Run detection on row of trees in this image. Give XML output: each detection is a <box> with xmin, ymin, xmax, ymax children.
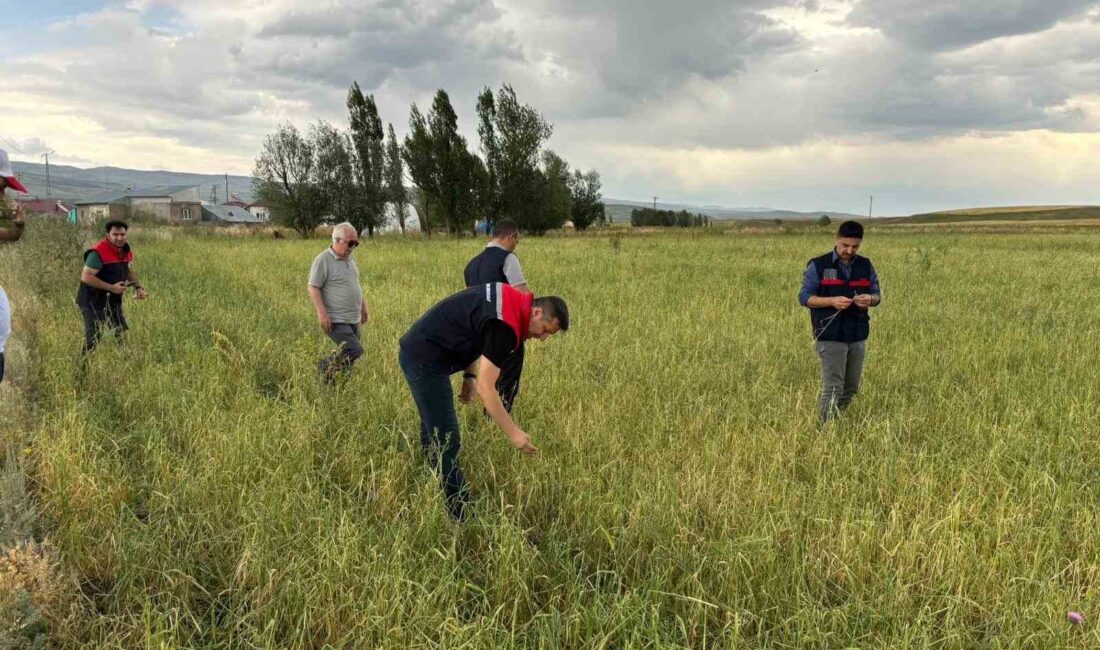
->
<box><xmin>630</xmin><ymin>208</ymin><xmax>711</xmax><ymax>228</ymax></box>
<box><xmin>254</xmin><ymin>83</ymin><xmax>604</xmax><ymax>236</ymax></box>
<box><xmin>254</xmin><ymin>84</ymin><xmax>410</xmax><ymax>237</ymax></box>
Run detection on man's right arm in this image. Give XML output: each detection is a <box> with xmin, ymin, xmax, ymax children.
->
<box><xmin>307</xmin><ymin>286</ymin><xmax>331</xmax><ymax>332</ymax></box>
<box><xmin>504</xmin><ymin>254</ymin><xmax>530</xmax><ymax>293</ymax></box>
<box><xmin>308</xmin><ymin>257</ymin><xmax>332</xmax><ymax>331</ymax></box>
<box><xmin>799</xmin><ymin>262</ymin><xmax>848</xmax><ymax>309</ymax></box>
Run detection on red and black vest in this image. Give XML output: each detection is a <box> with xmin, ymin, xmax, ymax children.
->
<box><xmin>463</xmin><ymin>245</ymin><xmax>512</xmax><ymax>287</ymax></box>
<box><xmin>76</xmin><ymin>239</ymin><xmax>133</xmax><ymax>308</ymax></box>
<box><xmin>400</xmin><ymin>283</ymin><xmax>532</xmax><ymax>373</ymax></box>
<box><xmin>809</xmin><ymin>252</ymin><xmax>873</xmax><ymax>343</ymax></box>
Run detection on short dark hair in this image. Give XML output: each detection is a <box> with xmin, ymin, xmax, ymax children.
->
<box><xmin>492</xmin><ymin>219</ymin><xmax>519</xmax><ymax>239</ymax></box>
<box><xmin>837</xmin><ymin>220</ymin><xmax>863</xmax><ymax>239</ymax></box>
<box><xmin>105</xmin><ymin>220</ymin><xmax>129</xmax><ymax>233</ymax></box>
<box><xmin>533</xmin><ymin>296</ymin><xmax>569</xmax><ymax>331</ymax></box>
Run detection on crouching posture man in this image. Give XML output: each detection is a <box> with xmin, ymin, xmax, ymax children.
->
<box><xmin>398</xmin><ymin>283</ymin><xmax>568</xmax><ymax>520</ymax></box>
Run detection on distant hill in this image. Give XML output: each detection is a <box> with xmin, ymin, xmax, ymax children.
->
<box><xmin>13</xmin><ymin>161</ymin><xmax>1088</xmax><ymax>226</ymax></box>
<box><xmin>8</xmin><ymin>160</ymin><xmax>255</xmax><ymax>204</ymax></box>
<box><xmin>604</xmin><ymin>198</ymin><xmax>865</xmax><ymax>223</ymax></box>
<box><xmin>9</xmin><ymin>161</ymin><xmax>868</xmax><ymax>220</ymax></box>
<box><xmin>884</xmin><ymin>205</ymin><xmax>1100</xmax><ymax>224</ymax></box>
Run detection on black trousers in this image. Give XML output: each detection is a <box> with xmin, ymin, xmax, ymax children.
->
<box><xmin>81</xmin><ymin>300</ymin><xmax>129</xmax><ymax>352</ymax></box>
<box><xmin>0</xmin><ymin>352</ymin><xmax>5</xmax><ymax>383</ymax></box>
<box><xmin>399</xmin><ymin>348</ymin><xmax>468</xmax><ymax>520</ymax></box>
<box><xmin>497</xmin><ymin>342</ymin><xmax>524</xmax><ymax>413</ymax></box>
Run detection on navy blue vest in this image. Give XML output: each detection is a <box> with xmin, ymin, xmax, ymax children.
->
<box><xmin>464</xmin><ymin>245</ymin><xmax>511</xmax><ymax>287</ymax></box>
<box><xmin>401</xmin><ymin>284</ymin><xmax>510</xmax><ymax>373</ymax></box>
<box><xmin>809</xmin><ymin>252</ymin><xmax>873</xmax><ymax>343</ymax></box>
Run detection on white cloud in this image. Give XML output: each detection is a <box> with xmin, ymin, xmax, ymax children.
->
<box><xmin>0</xmin><ymin>0</ymin><xmax>1096</xmax><ymax>212</ymax></box>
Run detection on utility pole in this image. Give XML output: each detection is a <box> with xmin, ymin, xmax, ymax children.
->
<box><xmin>653</xmin><ymin>196</ymin><xmax>658</xmax><ymax>211</ymax></box>
<box><xmin>225</xmin><ymin>173</ymin><xmax>229</xmax><ymax>205</ymax></box>
<box><xmin>868</xmin><ymin>195</ymin><xmax>873</xmax><ymax>218</ymax></box>
<box><xmin>41</xmin><ymin>150</ymin><xmax>56</xmax><ymax>197</ymax></box>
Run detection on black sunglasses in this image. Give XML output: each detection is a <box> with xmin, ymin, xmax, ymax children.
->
<box><xmin>346</xmin><ymin>240</ymin><xmax>359</xmax><ymax>248</ymax></box>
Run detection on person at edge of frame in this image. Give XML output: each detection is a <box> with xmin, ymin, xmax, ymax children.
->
<box><xmin>0</xmin><ymin>148</ymin><xmax>29</xmax><ymax>383</ymax></box>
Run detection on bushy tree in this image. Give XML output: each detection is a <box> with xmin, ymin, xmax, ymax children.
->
<box><xmin>402</xmin><ymin>90</ymin><xmax>483</xmax><ymax>235</ymax></box>
<box><xmin>540</xmin><ymin>150</ymin><xmax>572</xmax><ymax>231</ymax></box>
<box><xmin>570</xmin><ymin>169</ymin><xmax>605</xmax><ymax>231</ymax></box>
<box><xmin>312</xmin><ymin>121</ymin><xmax>357</xmax><ymax>229</ymax></box>
<box><xmin>253</xmin><ymin>122</ymin><xmax>328</xmax><ymax>236</ymax></box>
<box><xmin>402</xmin><ymin>104</ymin><xmax>436</xmax><ymax>235</ymax></box>
<box><xmin>478</xmin><ymin>84</ymin><xmax>553</xmax><ymax>233</ymax></box>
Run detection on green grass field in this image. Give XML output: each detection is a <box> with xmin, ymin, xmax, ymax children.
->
<box><xmin>3</xmin><ymin>225</ymin><xmax>1099</xmax><ymax>648</ymax></box>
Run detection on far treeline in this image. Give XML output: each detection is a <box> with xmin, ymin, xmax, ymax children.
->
<box><xmin>254</xmin><ymin>83</ymin><xmax>606</xmax><ymax>237</ymax></box>
<box><xmin>630</xmin><ymin>208</ymin><xmax>711</xmax><ymax>228</ymax></box>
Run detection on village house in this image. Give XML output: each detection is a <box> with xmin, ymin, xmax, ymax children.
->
<box><xmin>75</xmin><ymin>185</ymin><xmax>202</xmax><ymax>224</ymax></box>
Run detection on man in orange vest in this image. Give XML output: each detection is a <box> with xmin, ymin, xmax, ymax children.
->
<box><xmin>76</xmin><ymin>221</ymin><xmax>148</xmax><ymax>352</ymax></box>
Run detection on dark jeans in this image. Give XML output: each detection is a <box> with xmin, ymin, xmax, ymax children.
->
<box><xmin>398</xmin><ymin>347</ymin><xmax>468</xmax><ymax>520</ymax></box>
<box><xmin>498</xmin><ymin>342</ymin><xmax>524</xmax><ymax>413</ymax></box>
<box><xmin>80</xmin><ymin>300</ymin><xmax>129</xmax><ymax>352</ymax></box>
<box><xmin>0</xmin><ymin>352</ymin><xmax>5</xmax><ymax>383</ymax></box>
<box><xmin>319</xmin><ymin>323</ymin><xmax>363</xmax><ymax>383</ymax></box>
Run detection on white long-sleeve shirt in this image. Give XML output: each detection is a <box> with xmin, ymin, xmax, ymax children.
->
<box><xmin>0</xmin><ymin>286</ymin><xmax>10</xmax><ymax>354</ymax></box>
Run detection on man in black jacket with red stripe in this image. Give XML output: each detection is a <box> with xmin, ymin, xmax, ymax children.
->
<box><xmin>399</xmin><ymin>283</ymin><xmax>569</xmax><ymax>520</ymax></box>
<box><xmin>77</xmin><ymin>221</ymin><xmax>148</xmax><ymax>352</ymax></box>
<box><xmin>463</xmin><ymin>219</ymin><xmax>529</xmax><ymax>412</ymax></box>
<box><xmin>798</xmin><ymin>221</ymin><xmax>881</xmax><ymax>422</ymax></box>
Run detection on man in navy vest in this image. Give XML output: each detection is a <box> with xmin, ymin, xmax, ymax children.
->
<box><xmin>398</xmin><ymin>283</ymin><xmax>568</xmax><ymax>520</ymax></box>
<box><xmin>799</xmin><ymin>220</ymin><xmax>881</xmax><ymax>422</ymax></box>
<box><xmin>77</xmin><ymin>221</ymin><xmax>148</xmax><ymax>352</ymax></box>
<box><xmin>463</xmin><ymin>219</ymin><xmax>529</xmax><ymax>412</ymax></box>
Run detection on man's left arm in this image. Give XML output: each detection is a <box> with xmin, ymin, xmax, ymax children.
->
<box><xmin>504</xmin><ymin>254</ymin><xmax>530</xmax><ymax>294</ymax></box>
<box><xmin>854</xmin><ymin>264</ymin><xmax>881</xmax><ymax>309</ymax></box>
<box><xmin>126</xmin><ymin>266</ymin><xmax>148</xmax><ymax>300</ymax></box>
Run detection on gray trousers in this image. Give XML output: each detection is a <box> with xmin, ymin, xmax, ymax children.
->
<box><xmin>815</xmin><ymin>339</ymin><xmax>867</xmax><ymax>422</ymax></box>
<box><xmin>319</xmin><ymin>323</ymin><xmax>363</xmax><ymax>382</ymax></box>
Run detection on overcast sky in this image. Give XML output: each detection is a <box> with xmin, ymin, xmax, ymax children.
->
<box><xmin>1</xmin><ymin>0</ymin><xmax>1097</xmax><ymax>214</ymax></box>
